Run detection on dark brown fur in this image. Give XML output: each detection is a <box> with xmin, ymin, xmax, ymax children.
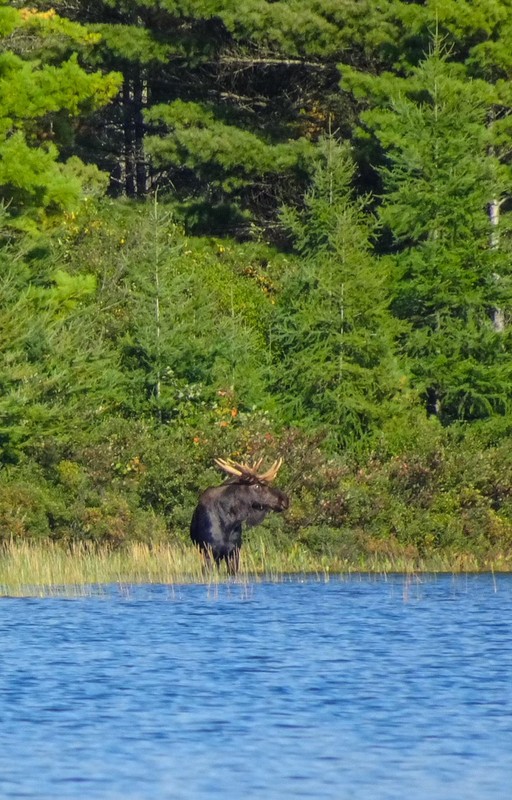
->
<box><xmin>190</xmin><ymin>477</ymin><xmax>289</xmax><ymax>573</ymax></box>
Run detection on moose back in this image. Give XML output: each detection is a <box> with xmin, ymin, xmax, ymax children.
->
<box><xmin>190</xmin><ymin>458</ymin><xmax>289</xmax><ymax>573</ymax></box>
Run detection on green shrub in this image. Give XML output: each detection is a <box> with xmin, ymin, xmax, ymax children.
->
<box><xmin>0</xmin><ymin>465</ymin><xmax>67</xmax><ymax>540</ymax></box>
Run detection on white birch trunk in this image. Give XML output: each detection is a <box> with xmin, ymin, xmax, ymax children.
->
<box><xmin>489</xmin><ymin>197</ymin><xmax>505</xmax><ymax>332</ymax></box>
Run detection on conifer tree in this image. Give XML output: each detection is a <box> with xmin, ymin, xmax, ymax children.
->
<box><xmin>0</xmin><ymin>2</ymin><xmax>120</xmax><ymax>225</ymax></box>
<box><xmin>0</xmin><ymin>221</ymin><xmax>123</xmax><ymax>464</ymax></box>
<box><xmin>272</xmin><ymin>136</ymin><xmax>404</xmax><ymax>448</ymax></box>
<box><xmin>57</xmin><ymin>198</ymin><xmax>276</xmax><ymax>423</ymax></box>
<box><xmin>46</xmin><ymin>0</ymin><xmax>387</xmax><ymax>233</ymax></box>
<box><xmin>367</xmin><ymin>43</ymin><xmax>512</xmax><ymax>421</ymax></box>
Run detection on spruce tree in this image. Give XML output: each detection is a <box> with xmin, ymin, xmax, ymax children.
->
<box><xmin>56</xmin><ymin>198</ymin><xmax>277</xmax><ymax>423</ymax></box>
<box><xmin>272</xmin><ymin>136</ymin><xmax>404</xmax><ymax>448</ymax></box>
<box><xmin>0</xmin><ymin>222</ymin><xmax>123</xmax><ymax>464</ymax></box>
<box><xmin>368</xmin><ymin>43</ymin><xmax>512</xmax><ymax>421</ymax></box>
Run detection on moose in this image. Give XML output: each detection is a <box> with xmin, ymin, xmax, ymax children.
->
<box><xmin>190</xmin><ymin>457</ymin><xmax>289</xmax><ymax>573</ymax></box>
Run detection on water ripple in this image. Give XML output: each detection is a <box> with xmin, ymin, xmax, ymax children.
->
<box><xmin>1</xmin><ymin>575</ymin><xmax>512</xmax><ymax>798</ymax></box>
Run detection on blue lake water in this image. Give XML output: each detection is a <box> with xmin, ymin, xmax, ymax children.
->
<box><xmin>1</xmin><ymin>574</ymin><xmax>512</xmax><ymax>799</ymax></box>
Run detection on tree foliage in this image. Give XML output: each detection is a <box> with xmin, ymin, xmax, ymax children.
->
<box><xmin>0</xmin><ymin>218</ymin><xmax>122</xmax><ymax>464</ymax></box>
<box><xmin>0</xmin><ymin>1</ymin><xmax>120</xmax><ymax>225</ymax></box>
<box><xmin>367</xmin><ymin>43</ymin><xmax>512</xmax><ymax>421</ymax></box>
<box><xmin>272</xmin><ymin>136</ymin><xmax>406</xmax><ymax>447</ymax></box>
<box><xmin>0</xmin><ymin>2</ymin><xmax>511</xmax><ymax>557</ymax></box>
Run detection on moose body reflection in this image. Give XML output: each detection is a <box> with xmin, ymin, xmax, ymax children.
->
<box><xmin>190</xmin><ymin>458</ymin><xmax>289</xmax><ymax>573</ymax></box>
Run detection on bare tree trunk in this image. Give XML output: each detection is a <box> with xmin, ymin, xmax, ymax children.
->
<box><xmin>122</xmin><ymin>67</ymin><xmax>148</xmax><ymax>197</ymax></box>
<box><xmin>488</xmin><ymin>108</ymin><xmax>505</xmax><ymax>333</ymax></box>
<box><xmin>489</xmin><ymin>196</ymin><xmax>505</xmax><ymax>332</ymax></box>
<box><xmin>135</xmin><ymin>70</ymin><xmax>149</xmax><ymax>196</ymax></box>
<box><xmin>153</xmin><ymin>194</ymin><xmax>162</xmax><ymax>416</ymax></box>
<box><xmin>123</xmin><ymin>77</ymin><xmax>136</xmax><ymax>196</ymax></box>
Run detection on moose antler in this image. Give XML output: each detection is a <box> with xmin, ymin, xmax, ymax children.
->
<box><xmin>214</xmin><ymin>457</ymin><xmax>283</xmax><ymax>483</ymax></box>
<box><xmin>256</xmin><ymin>458</ymin><xmax>283</xmax><ymax>482</ymax></box>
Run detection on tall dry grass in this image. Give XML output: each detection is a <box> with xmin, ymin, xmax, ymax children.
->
<box><xmin>0</xmin><ymin>539</ymin><xmax>334</xmax><ymax>596</ymax></box>
<box><xmin>0</xmin><ymin>538</ymin><xmax>506</xmax><ymax>597</ymax></box>
<box><xmin>0</xmin><ymin>541</ymin><xmax>201</xmax><ymax>596</ymax></box>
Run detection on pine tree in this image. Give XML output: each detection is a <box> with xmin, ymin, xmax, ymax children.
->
<box><xmin>45</xmin><ymin>0</ymin><xmax>389</xmax><ymax>234</ymax></box>
<box><xmin>0</xmin><ymin>2</ymin><xmax>120</xmax><ymax>225</ymax></box>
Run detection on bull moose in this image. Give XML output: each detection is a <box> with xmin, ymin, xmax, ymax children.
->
<box><xmin>190</xmin><ymin>457</ymin><xmax>289</xmax><ymax>573</ymax></box>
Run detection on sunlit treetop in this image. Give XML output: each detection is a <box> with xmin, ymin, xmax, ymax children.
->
<box><xmin>0</xmin><ymin>1</ymin><xmax>121</xmax><ymax>224</ymax></box>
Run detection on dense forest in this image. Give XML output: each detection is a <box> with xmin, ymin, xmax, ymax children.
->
<box><xmin>2</xmin><ymin>0</ymin><xmax>512</xmax><ymax>567</ymax></box>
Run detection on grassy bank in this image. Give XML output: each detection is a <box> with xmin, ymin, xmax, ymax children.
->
<box><xmin>0</xmin><ymin>540</ymin><xmax>509</xmax><ymax>597</ymax></box>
